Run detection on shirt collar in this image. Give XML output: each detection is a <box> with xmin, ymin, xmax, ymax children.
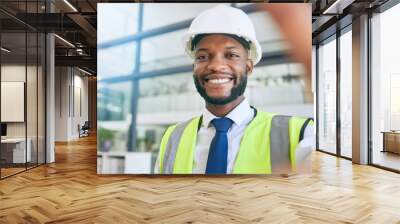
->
<box><xmin>201</xmin><ymin>98</ymin><xmax>253</xmax><ymax>128</ymax></box>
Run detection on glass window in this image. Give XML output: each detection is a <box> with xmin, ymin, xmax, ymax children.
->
<box><xmin>134</xmin><ymin>73</ymin><xmax>203</xmax><ymax>173</ymax></box>
<box><xmin>25</xmin><ymin>0</ymin><xmax>43</xmax><ymax>167</ymax></box>
<box><xmin>142</xmin><ymin>3</ymin><xmax>229</xmax><ymax>31</ymax></box>
<box><xmin>97</xmin><ymin>4</ymin><xmax>139</xmax><ymax>79</ymax></box>
<box><xmin>138</xmin><ymin>72</ymin><xmax>203</xmax><ymax>115</ymax></box>
<box><xmin>98</xmin><ymin>42</ymin><xmax>136</xmax><ymax>79</ymax></box>
<box><xmin>98</xmin><ymin>82</ymin><xmax>132</xmax><ymax>153</ymax></box>
<box><xmin>97</xmin><ymin>4</ymin><xmax>139</xmax><ymax>43</ymax></box>
<box><xmin>317</xmin><ymin>36</ymin><xmax>337</xmax><ymax>154</ymax></box>
<box><xmin>248</xmin><ymin>63</ymin><xmax>312</xmax><ymax>117</ymax></box>
<box><xmin>140</xmin><ymin>29</ymin><xmax>191</xmax><ymax>72</ymax></box>
<box><xmin>38</xmin><ymin>33</ymin><xmax>46</xmax><ymax>165</ymax></box>
<box><xmin>339</xmin><ymin>28</ymin><xmax>352</xmax><ymax>158</ymax></box>
<box><xmin>27</xmin><ymin>31</ymin><xmax>38</xmax><ymax>169</ymax></box>
<box><xmin>1</xmin><ymin>31</ymin><xmax>28</xmax><ymax>178</ymax></box>
<box><xmin>371</xmin><ymin>3</ymin><xmax>400</xmax><ymax>171</ymax></box>
<box><xmin>1</xmin><ymin>2</ymin><xmax>46</xmax><ymax>178</ymax></box>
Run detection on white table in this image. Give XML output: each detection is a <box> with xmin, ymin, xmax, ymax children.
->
<box><xmin>1</xmin><ymin>138</ymin><xmax>31</xmax><ymax>163</ymax></box>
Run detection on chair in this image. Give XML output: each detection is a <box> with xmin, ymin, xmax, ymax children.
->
<box><xmin>79</xmin><ymin>121</ymin><xmax>90</xmax><ymax>138</ymax></box>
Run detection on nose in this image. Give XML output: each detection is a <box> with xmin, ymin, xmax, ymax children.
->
<box><xmin>207</xmin><ymin>54</ymin><xmax>229</xmax><ymax>73</ymax></box>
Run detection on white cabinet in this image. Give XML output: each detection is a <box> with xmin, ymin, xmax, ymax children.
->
<box><xmin>1</xmin><ymin>138</ymin><xmax>31</xmax><ymax>163</ymax></box>
<box><xmin>97</xmin><ymin>152</ymin><xmax>152</xmax><ymax>174</ymax></box>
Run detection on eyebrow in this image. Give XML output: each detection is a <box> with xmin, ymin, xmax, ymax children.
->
<box><xmin>195</xmin><ymin>46</ymin><xmax>240</xmax><ymax>53</ymax></box>
<box><xmin>195</xmin><ymin>48</ymin><xmax>208</xmax><ymax>53</ymax></box>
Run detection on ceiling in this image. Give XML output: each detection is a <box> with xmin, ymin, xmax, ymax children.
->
<box><xmin>0</xmin><ymin>0</ymin><xmax>392</xmax><ymax>75</ymax></box>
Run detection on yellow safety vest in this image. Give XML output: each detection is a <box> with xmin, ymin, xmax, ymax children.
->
<box><xmin>158</xmin><ymin>110</ymin><xmax>313</xmax><ymax>174</ymax></box>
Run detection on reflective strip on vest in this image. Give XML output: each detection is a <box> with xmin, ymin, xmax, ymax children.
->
<box><xmin>173</xmin><ymin>117</ymin><xmax>201</xmax><ymax>173</ymax></box>
<box><xmin>289</xmin><ymin>117</ymin><xmax>312</xmax><ymax>170</ymax></box>
<box><xmin>158</xmin><ymin>124</ymin><xmax>176</xmax><ymax>173</ymax></box>
<box><xmin>269</xmin><ymin>115</ymin><xmax>291</xmax><ymax>173</ymax></box>
<box><xmin>162</xmin><ymin>120</ymin><xmax>191</xmax><ymax>174</ymax></box>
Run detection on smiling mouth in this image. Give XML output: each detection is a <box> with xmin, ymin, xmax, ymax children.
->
<box><xmin>204</xmin><ymin>77</ymin><xmax>235</xmax><ymax>85</ymax></box>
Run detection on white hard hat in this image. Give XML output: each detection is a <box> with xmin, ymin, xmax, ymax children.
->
<box><xmin>184</xmin><ymin>4</ymin><xmax>262</xmax><ymax>65</ymax></box>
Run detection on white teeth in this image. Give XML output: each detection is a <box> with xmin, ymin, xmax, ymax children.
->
<box><xmin>208</xmin><ymin>78</ymin><xmax>231</xmax><ymax>84</ymax></box>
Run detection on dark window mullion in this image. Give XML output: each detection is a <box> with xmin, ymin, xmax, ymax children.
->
<box><xmin>25</xmin><ymin>0</ymin><xmax>28</xmax><ymax>171</ymax></box>
<box><xmin>367</xmin><ymin>10</ymin><xmax>373</xmax><ymax>165</ymax></box>
<box><xmin>128</xmin><ymin>3</ymin><xmax>143</xmax><ymax>152</ymax></box>
<box><xmin>336</xmin><ymin>28</ymin><xmax>341</xmax><ymax>157</ymax></box>
<box><xmin>0</xmin><ymin>24</ymin><xmax>2</xmax><ymax>179</ymax></box>
<box><xmin>316</xmin><ymin>44</ymin><xmax>319</xmax><ymax>151</ymax></box>
<box><xmin>36</xmin><ymin>0</ymin><xmax>39</xmax><ymax>167</ymax></box>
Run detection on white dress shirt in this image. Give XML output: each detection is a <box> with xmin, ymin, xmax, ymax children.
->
<box><xmin>154</xmin><ymin>98</ymin><xmax>314</xmax><ymax>174</ymax></box>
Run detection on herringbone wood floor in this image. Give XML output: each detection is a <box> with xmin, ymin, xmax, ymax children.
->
<box><xmin>1</xmin><ymin>135</ymin><xmax>400</xmax><ymax>224</ymax></box>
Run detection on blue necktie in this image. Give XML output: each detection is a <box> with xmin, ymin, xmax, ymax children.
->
<box><xmin>206</xmin><ymin>117</ymin><xmax>233</xmax><ymax>174</ymax></box>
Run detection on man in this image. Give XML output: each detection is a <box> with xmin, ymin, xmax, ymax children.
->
<box><xmin>155</xmin><ymin>5</ymin><xmax>314</xmax><ymax>174</ymax></box>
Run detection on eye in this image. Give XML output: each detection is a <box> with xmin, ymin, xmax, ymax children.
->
<box><xmin>228</xmin><ymin>53</ymin><xmax>240</xmax><ymax>59</ymax></box>
<box><xmin>195</xmin><ymin>54</ymin><xmax>208</xmax><ymax>61</ymax></box>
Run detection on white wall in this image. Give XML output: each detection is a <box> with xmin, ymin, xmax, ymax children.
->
<box><xmin>55</xmin><ymin>67</ymin><xmax>89</xmax><ymax>141</ymax></box>
<box><xmin>71</xmin><ymin>73</ymin><xmax>89</xmax><ymax>138</ymax></box>
<box><xmin>1</xmin><ymin>65</ymin><xmax>32</xmax><ymax>138</ymax></box>
<box><xmin>55</xmin><ymin>67</ymin><xmax>69</xmax><ymax>141</ymax></box>
<box><xmin>1</xmin><ymin>63</ymin><xmax>46</xmax><ymax>163</ymax></box>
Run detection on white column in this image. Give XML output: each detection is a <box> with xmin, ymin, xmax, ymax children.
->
<box><xmin>46</xmin><ymin>33</ymin><xmax>55</xmax><ymax>163</ymax></box>
<box><xmin>352</xmin><ymin>14</ymin><xmax>369</xmax><ymax>164</ymax></box>
<box><xmin>45</xmin><ymin>0</ymin><xmax>56</xmax><ymax>163</ymax></box>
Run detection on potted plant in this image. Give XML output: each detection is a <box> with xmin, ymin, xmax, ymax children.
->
<box><xmin>98</xmin><ymin>128</ymin><xmax>115</xmax><ymax>152</ymax></box>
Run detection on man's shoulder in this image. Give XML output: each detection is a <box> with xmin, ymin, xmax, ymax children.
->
<box><xmin>173</xmin><ymin>116</ymin><xmax>201</xmax><ymax>126</ymax></box>
<box><xmin>255</xmin><ymin>110</ymin><xmax>313</xmax><ymax>124</ymax></box>
<box><xmin>164</xmin><ymin>116</ymin><xmax>202</xmax><ymax>133</ymax></box>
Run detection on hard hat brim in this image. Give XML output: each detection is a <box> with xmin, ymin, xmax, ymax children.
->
<box><xmin>184</xmin><ymin>32</ymin><xmax>262</xmax><ymax>65</ymax></box>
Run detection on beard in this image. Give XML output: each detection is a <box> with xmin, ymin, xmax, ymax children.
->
<box><xmin>193</xmin><ymin>73</ymin><xmax>247</xmax><ymax>105</ymax></box>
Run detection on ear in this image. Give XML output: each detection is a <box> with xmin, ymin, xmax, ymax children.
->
<box><xmin>246</xmin><ymin>59</ymin><xmax>254</xmax><ymax>75</ymax></box>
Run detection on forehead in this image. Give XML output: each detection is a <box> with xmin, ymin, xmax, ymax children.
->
<box><xmin>194</xmin><ymin>34</ymin><xmax>246</xmax><ymax>51</ymax></box>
